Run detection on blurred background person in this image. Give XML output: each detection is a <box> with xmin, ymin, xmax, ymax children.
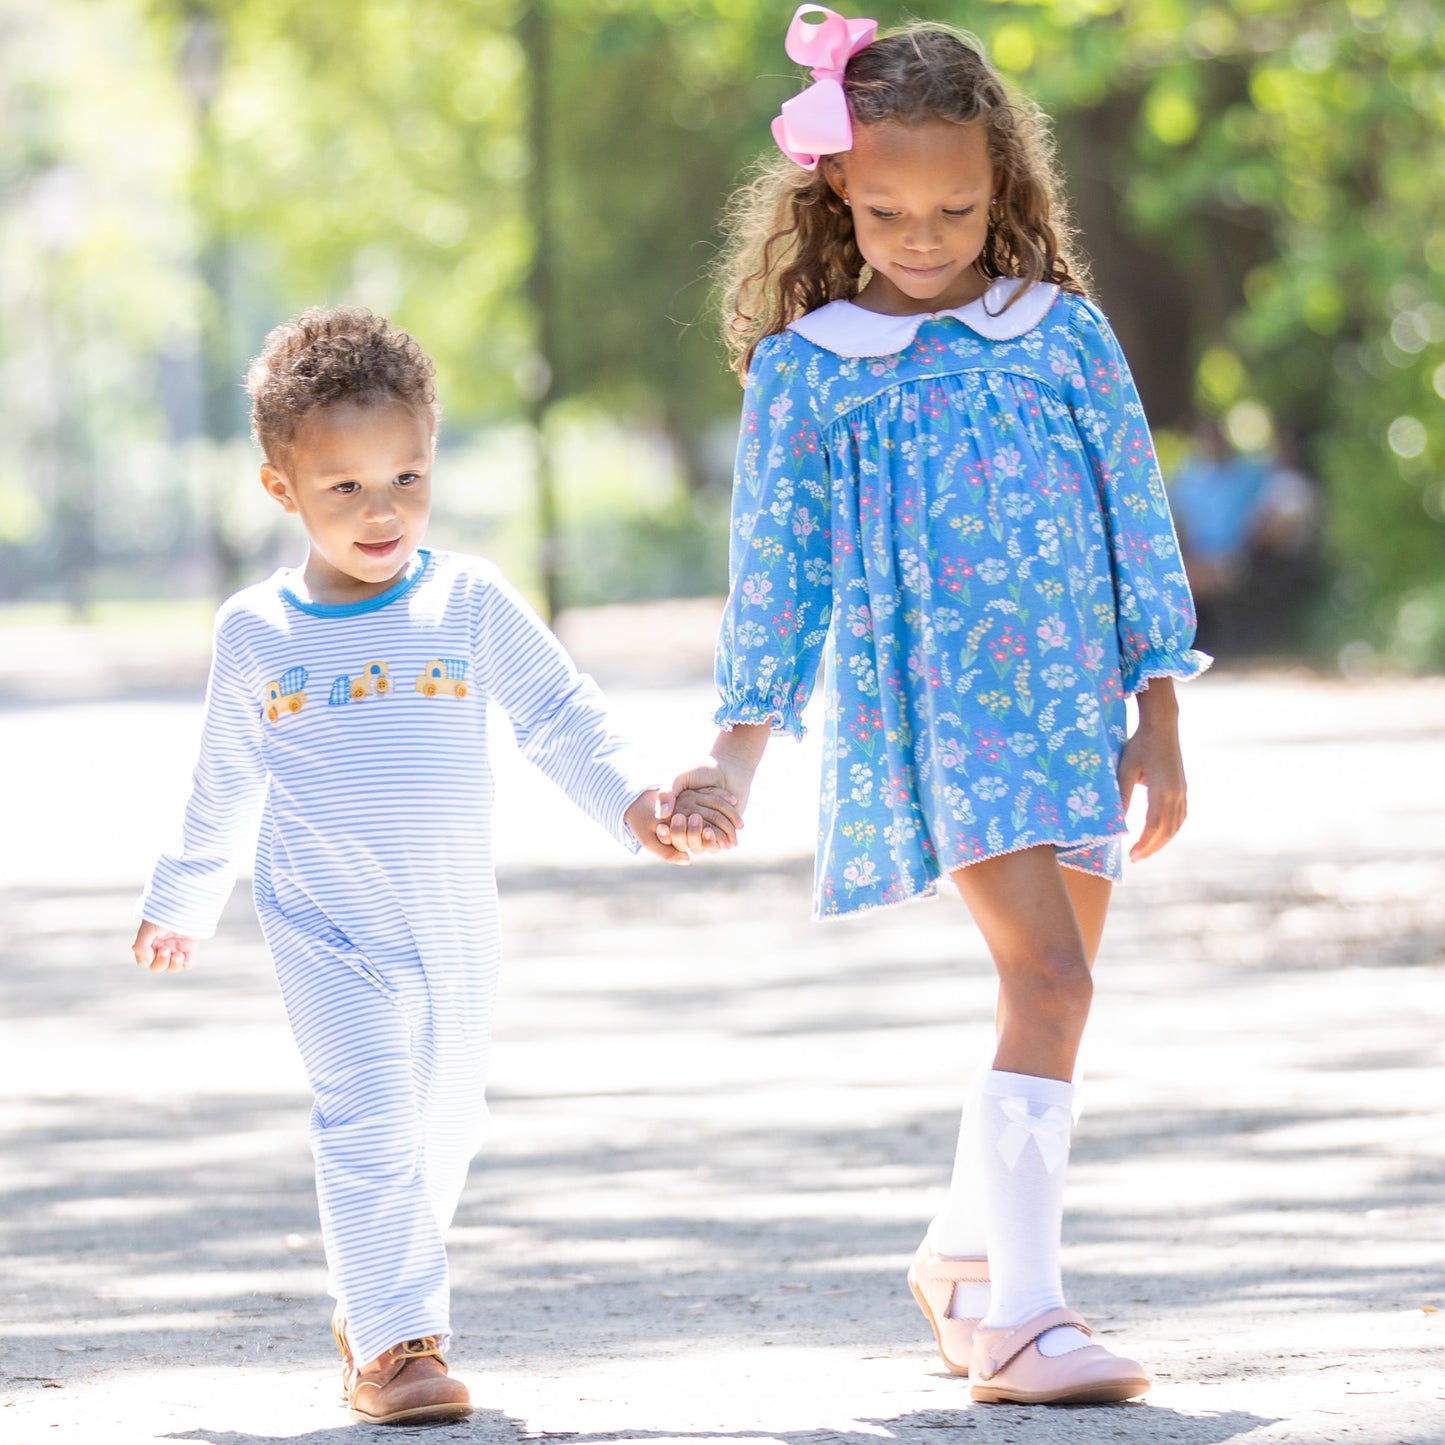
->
<box><xmin>1167</xmin><ymin>416</ymin><xmax>1268</xmax><ymax>654</ymax></box>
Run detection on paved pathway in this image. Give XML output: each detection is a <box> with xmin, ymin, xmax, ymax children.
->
<box><xmin>2</xmin><ymin>616</ymin><xmax>1442</xmax><ymax>1445</ymax></box>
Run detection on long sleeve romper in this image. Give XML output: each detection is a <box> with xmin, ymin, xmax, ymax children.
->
<box><xmin>715</xmin><ymin>280</ymin><xmax>1210</xmax><ymax>920</ymax></box>
<box><xmin>140</xmin><ymin>549</ymin><xmax>653</xmax><ymax>1366</ymax></box>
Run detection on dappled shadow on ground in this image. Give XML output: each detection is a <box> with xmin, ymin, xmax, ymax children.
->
<box><xmin>163</xmin><ymin>1402</ymin><xmax>1277</xmax><ymax>1445</ymax></box>
<box><xmin>164</xmin><ymin>1416</ymin><xmax>510</xmax><ymax>1444</ymax></box>
<box><xmin>2</xmin><ymin>829</ymin><xmax>1441</xmax><ymax>1439</ymax></box>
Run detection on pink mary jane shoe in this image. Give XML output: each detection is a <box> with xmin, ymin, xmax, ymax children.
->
<box><xmin>969</xmin><ymin>1306</ymin><xmax>1150</xmax><ymax>1405</ymax></box>
<box><xmin>906</xmin><ymin>1238</ymin><xmax>990</xmax><ymax>1375</ymax></box>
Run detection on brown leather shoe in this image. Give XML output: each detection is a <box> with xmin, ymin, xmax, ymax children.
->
<box><xmin>347</xmin><ymin>1336</ymin><xmax>472</xmax><ymax>1425</ymax></box>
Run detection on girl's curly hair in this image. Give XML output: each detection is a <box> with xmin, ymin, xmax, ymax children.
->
<box><xmin>717</xmin><ymin>22</ymin><xmax>1089</xmax><ymax>379</ymax></box>
<box><xmin>246</xmin><ymin>306</ymin><xmax>439</xmax><ymax>461</ymax></box>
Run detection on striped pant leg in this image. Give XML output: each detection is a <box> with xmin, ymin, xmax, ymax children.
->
<box><xmin>267</xmin><ymin>923</ymin><xmax>454</xmax><ymax>1369</ymax></box>
<box><xmin>412</xmin><ymin>1014</ymin><xmax>492</xmax><ymax>1237</ymax></box>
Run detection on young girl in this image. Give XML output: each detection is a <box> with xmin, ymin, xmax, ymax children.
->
<box><xmin>132</xmin><ymin>307</ymin><xmax>735</xmax><ymax>1425</ymax></box>
<box><xmin>659</xmin><ymin>8</ymin><xmax>1208</xmax><ymax>1406</ymax></box>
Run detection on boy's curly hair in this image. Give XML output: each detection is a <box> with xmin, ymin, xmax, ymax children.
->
<box><xmin>718</xmin><ymin>23</ymin><xmax>1090</xmax><ymax>379</ymax></box>
<box><xmin>246</xmin><ymin>306</ymin><xmax>440</xmax><ymax>461</ymax></box>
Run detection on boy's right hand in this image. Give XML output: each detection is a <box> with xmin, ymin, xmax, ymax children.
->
<box><xmin>132</xmin><ymin>920</ymin><xmax>198</xmax><ymax>973</ymax></box>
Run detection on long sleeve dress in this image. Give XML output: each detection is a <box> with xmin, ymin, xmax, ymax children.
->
<box><xmin>140</xmin><ymin>548</ymin><xmax>652</xmax><ymax>1366</ymax></box>
<box><xmin>714</xmin><ymin>279</ymin><xmax>1210</xmax><ymax>920</ymax></box>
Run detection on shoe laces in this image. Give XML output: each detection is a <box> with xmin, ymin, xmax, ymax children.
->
<box><xmin>393</xmin><ymin>1337</ymin><xmax>443</xmax><ymax>1362</ymax></box>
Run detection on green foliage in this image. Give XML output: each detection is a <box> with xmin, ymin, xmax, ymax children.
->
<box><xmin>927</xmin><ymin>0</ymin><xmax>1445</xmax><ymax>664</ymax></box>
<box><xmin>2</xmin><ymin>0</ymin><xmax>1442</xmax><ymax>660</ymax></box>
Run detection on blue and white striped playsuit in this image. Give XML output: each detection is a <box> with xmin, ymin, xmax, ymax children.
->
<box><xmin>140</xmin><ymin>549</ymin><xmax>652</xmax><ymax>1367</ymax></box>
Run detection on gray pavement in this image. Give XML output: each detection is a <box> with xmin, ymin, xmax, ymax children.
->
<box><xmin>1</xmin><ymin>611</ymin><xmax>1442</xmax><ymax>1445</ymax></box>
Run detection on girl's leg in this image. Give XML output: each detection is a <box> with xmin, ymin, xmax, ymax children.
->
<box><xmin>928</xmin><ymin>853</ymin><xmax>1105</xmax><ymax>1288</ymax></box>
<box><xmin>920</xmin><ymin>850</ymin><xmax>1146</xmax><ymax>1399</ymax></box>
<box><xmin>953</xmin><ymin>845</ymin><xmax>1096</xmax><ymax>1081</ymax></box>
<box><xmin>948</xmin><ymin>847</ymin><xmax>1093</xmax><ymax>1345</ymax></box>
<box><xmin>989</xmin><ymin>865</ymin><xmax>1111</xmax><ymax>1058</ymax></box>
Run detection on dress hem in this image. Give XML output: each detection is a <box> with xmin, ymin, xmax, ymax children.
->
<box><xmin>811</xmin><ymin>828</ymin><xmax>1127</xmax><ymax>923</ymax></box>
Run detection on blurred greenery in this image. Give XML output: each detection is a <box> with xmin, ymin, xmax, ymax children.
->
<box><xmin>1</xmin><ymin>0</ymin><xmax>1442</xmax><ymax>667</ymax></box>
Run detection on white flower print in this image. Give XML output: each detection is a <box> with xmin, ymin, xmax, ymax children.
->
<box><xmin>848</xmin><ymin>653</ymin><xmax>879</xmax><ymax>696</ymax></box>
<box><xmin>899</xmin><ymin>548</ymin><xmax>925</xmax><ymax>591</ymax></box>
<box><xmin>943</xmin><ymin>784</ymin><xmax>976</xmax><ymax>824</ymax></box>
<box><xmin>971</xmin><ymin>775</ymin><xmax>1008</xmax><ymax>802</ymax></box>
<box><xmin>978</xmin><ymin>557</ymin><xmax>1009</xmax><ymax>585</ymax></box>
<box><xmin>849</xmin><ymin>763</ymin><xmax>875</xmax><ymax>807</ymax></box>
<box><xmin>1041</xmin><ymin>663</ymin><xmax>1078</xmax><ymax>690</ymax></box>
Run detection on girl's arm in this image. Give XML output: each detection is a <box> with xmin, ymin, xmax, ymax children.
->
<box><xmin>1065</xmin><ymin>298</ymin><xmax>1212</xmax><ymax>695</ymax></box>
<box><xmin>663</xmin><ymin>335</ymin><xmax>833</xmax><ymax>855</ymax></box>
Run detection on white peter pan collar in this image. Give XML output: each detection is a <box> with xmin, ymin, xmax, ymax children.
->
<box><xmin>788</xmin><ymin>277</ymin><xmax>1059</xmax><ymax>358</ymax></box>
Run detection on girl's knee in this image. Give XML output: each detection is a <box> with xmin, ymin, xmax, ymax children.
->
<box><xmin>1006</xmin><ymin>944</ymin><xmax>1093</xmax><ymax>1015</ymax></box>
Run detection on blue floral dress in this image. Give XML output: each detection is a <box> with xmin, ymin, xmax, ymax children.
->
<box><xmin>714</xmin><ymin>280</ymin><xmax>1210</xmax><ymax>920</ymax></box>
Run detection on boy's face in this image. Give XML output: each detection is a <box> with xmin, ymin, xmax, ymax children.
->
<box><xmin>261</xmin><ymin>400</ymin><xmax>434</xmax><ymax>605</ymax></box>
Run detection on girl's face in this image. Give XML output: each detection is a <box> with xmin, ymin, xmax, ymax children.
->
<box><xmin>261</xmin><ymin>400</ymin><xmax>433</xmax><ymax>605</ymax></box>
<box><xmin>827</xmin><ymin>119</ymin><xmax>997</xmax><ymax>315</ymax></box>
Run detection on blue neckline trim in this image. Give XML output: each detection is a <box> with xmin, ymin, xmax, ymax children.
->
<box><xmin>280</xmin><ymin>549</ymin><xmax>430</xmax><ymax>617</ymax></box>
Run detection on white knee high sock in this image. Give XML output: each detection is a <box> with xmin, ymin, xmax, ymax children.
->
<box><xmin>929</xmin><ymin>1058</ymin><xmax>1088</xmax><ymax>1321</ymax></box>
<box><xmin>928</xmin><ymin>1062</ymin><xmax>992</xmax><ymax>1320</ymax></box>
<box><xmin>931</xmin><ymin>1062</ymin><xmax>990</xmax><ymax>1258</ymax></box>
<box><xmin>977</xmin><ymin>1069</ymin><xmax>1089</xmax><ymax>1354</ymax></box>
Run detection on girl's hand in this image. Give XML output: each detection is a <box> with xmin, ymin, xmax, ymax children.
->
<box><xmin>1118</xmin><ymin>678</ymin><xmax>1186</xmax><ymax>862</ymax></box>
<box><xmin>654</xmin><ymin>764</ymin><xmax>747</xmax><ymax>856</ymax></box>
<box><xmin>132</xmin><ymin>921</ymin><xmax>198</xmax><ymax>972</ymax></box>
<box><xmin>657</xmin><ymin>724</ymin><xmax>770</xmax><ymax>858</ymax></box>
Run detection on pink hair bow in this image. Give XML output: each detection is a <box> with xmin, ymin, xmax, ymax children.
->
<box><xmin>770</xmin><ymin>5</ymin><xmax>878</xmax><ymax>170</ymax></box>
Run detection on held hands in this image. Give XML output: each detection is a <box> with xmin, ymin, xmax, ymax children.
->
<box><xmin>1118</xmin><ymin>678</ymin><xmax>1187</xmax><ymax>862</ymax></box>
<box><xmin>656</xmin><ymin>725</ymin><xmax>771</xmax><ymax>859</ymax></box>
<box><xmin>131</xmin><ymin>920</ymin><xmax>198</xmax><ymax>973</ymax></box>
<box><xmin>655</xmin><ymin>759</ymin><xmax>756</xmax><ymax>858</ymax></box>
<box><xmin>627</xmin><ymin>780</ymin><xmax>742</xmax><ymax>866</ymax></box>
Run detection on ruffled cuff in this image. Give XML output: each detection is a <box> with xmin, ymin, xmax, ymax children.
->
<box><xmin>1121</xmin><ymin>647</ymin><xmax>1213</xmax><ymax>696</ymax></box>
<box><xmin>713</xmin><ymin>694</ymin><xmax>808</xmax><ymax>741</ymax></box>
